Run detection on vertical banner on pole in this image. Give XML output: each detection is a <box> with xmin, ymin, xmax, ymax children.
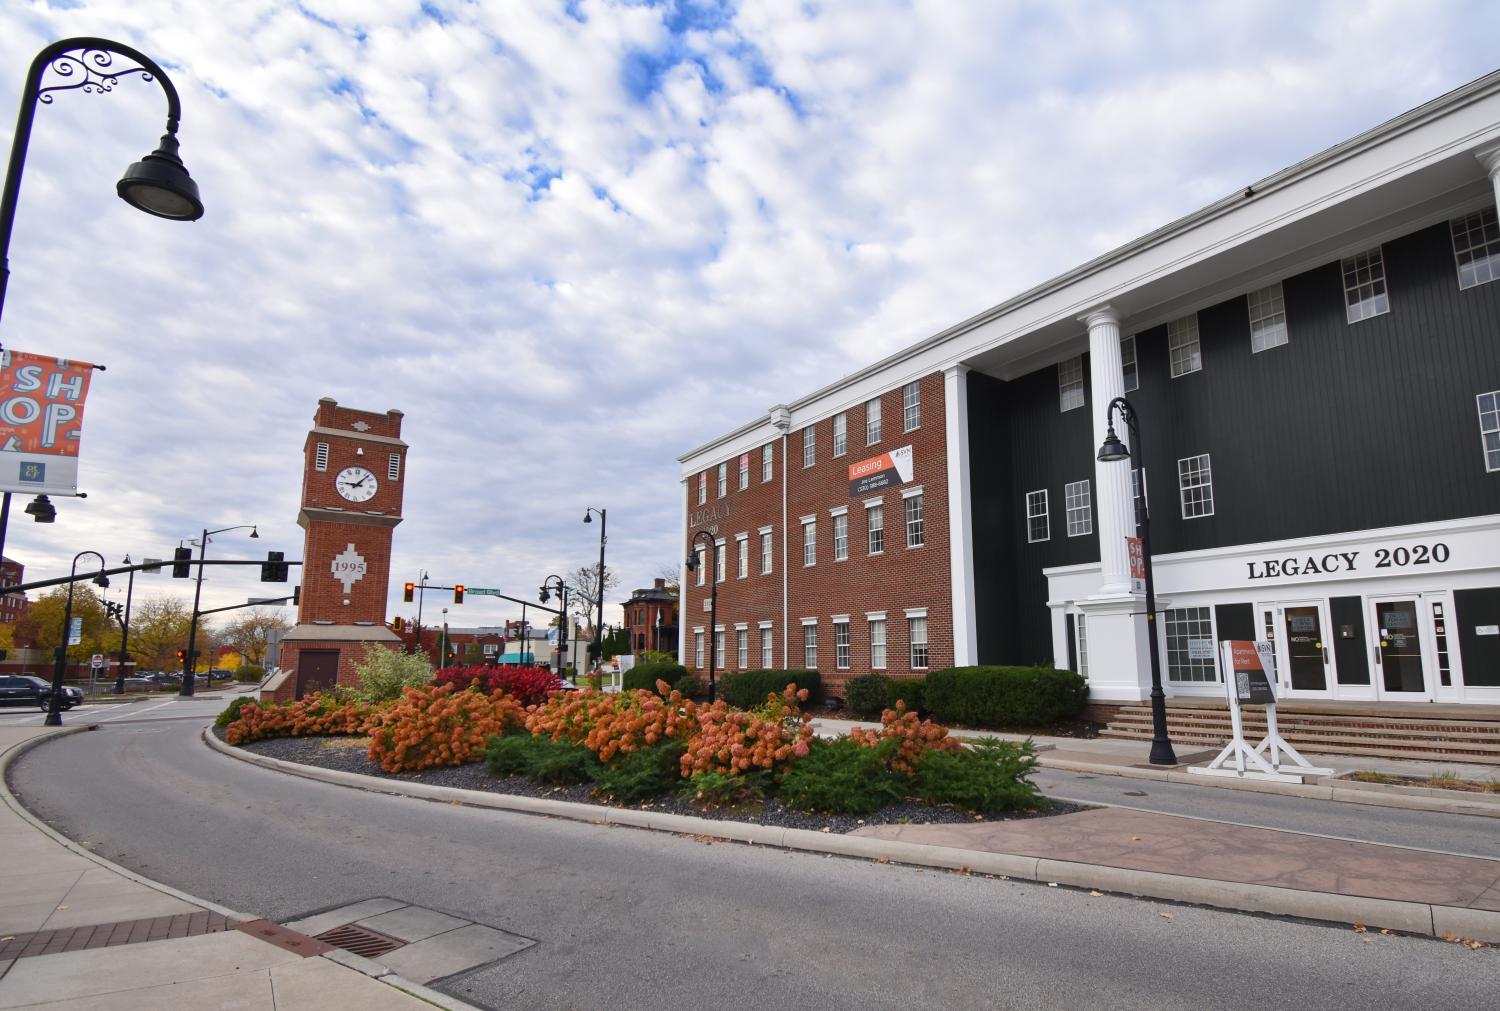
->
<box><xmin>0</xmin><ymin>350</ymin><xmax>96</xmax><ymax>495</ymax></box>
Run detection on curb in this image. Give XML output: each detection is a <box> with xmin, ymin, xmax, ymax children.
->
<box><xmin>204</xmin><ymin>728</ymin><xmax>1500</xmax><ymax>945</ymax></box>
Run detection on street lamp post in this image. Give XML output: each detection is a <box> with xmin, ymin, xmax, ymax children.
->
<box><xmin>583</xmin><ymin>507</ymin><xmax>607</xmax><ymax>671</ymax></box>
<box><xmin>109</xmin><ymin>554</ymin><xmax>135</xmax><ymax>694</ymax></box>
<box><xmin>539</xmin><ymin>575</ymin><xmax>570</xmax><ymax>675</ymax></box>
<box><xmin>1097</xmin><ymin>396</ymin><xmax>1177</xmax><ymax>766</ymax></box>
<box><xmin>180</xmin><ymin>524</ymin><xmax>257</xmax><ymax>697</ymax></box>
<box><xmin>46</xmin><ymin>550</ymin><xmax>107</xmax><ymax>726</ymax></box>
<box><xmin>413</xmin><ymin>570</ymin><xmax>429</xmax><ymax>660</ymax></box>
<box><xmin>2</xmin><ymin>37</ymin><xmax>205</xmax><ymax>332</ymax></box>
<box><xmin>683</xmin><ymin>530</ymin><xmax>719</xmax><ymax>703</ymax></box>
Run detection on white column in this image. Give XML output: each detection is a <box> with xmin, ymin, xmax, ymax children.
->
<box><xmin>1481</xmin><ymin>145</ymin><xmax>1500</xmax><ymax>210</ymax></box>
<box><xmin>944</xmin><ymin>365</ymin><xmax>978</xmax><ymax>665</ymax></box>
<box><xmin>1081</xmin><ymin>305</ymin><xmax>1134</xmax><ymax>595</ymax></box>
<box><xmin>678</xmin><ymin>478</ymin><xmax>689</xmax><ymax>662</ymax></box>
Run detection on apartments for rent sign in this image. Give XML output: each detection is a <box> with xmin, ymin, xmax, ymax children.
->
<box><xmin>849</xmin><ymin>445</ymin><xmax>914</xmax><ymax>496</ymax></box>
<box><xmin>0</xmin><ymin>349</ymin><xmax>96</xmax><ymax>496</ymax></box>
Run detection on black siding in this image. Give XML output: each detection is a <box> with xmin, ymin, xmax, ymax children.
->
<box><xmin>1329</xmin><ymin>596</ymin><xmax>1371</xmax><ymax>686</ymax></box>
<box><xmin>1454</xmin><ymin>588</ymin><xmax>1500</xmax><ymax>687</ymax></box>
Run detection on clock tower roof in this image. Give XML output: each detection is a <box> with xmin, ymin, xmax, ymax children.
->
<box><xmin>313</xmin><ymin>398</ymin><xmax>406</xmax><ymax>443</ymax></box>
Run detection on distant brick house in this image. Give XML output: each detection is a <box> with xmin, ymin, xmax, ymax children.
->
<box><xmin>620</xmin><ymin>578</ymin><xmax>679</xmax><ymax>657</ymax></box>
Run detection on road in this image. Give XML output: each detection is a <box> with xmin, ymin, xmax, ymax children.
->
<box><xmin>8</xmin><ymin>715</ymin><xmax>1498</xmax><ymax>1010</ymax></box>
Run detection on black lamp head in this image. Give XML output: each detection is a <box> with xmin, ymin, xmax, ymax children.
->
<box><xmin>684</xmin><ymin>552</ymin><xmax>698</xmax><ymax>572</ymax></box>
<box><xmin>1097</xmin><ymin>426</ymin><xmax>1130</xmax><ymax>463</ymax></box>
<box><xmin>538</xmin><ymin>588</ymin><xmax>549</xmax><ymax>604</ymax></box>
<box><xmin>92</xmin><ymin>572</ymin><xmax>110</xmax><ymax>589</ymax></box>
<box><xmin>249</xmin><ymin>526</ymin><xmax>259</xmax><ymax>539</ymax></box>
<box><xmin>583</xmin><ymin>511</ymin><xmax>592</xmax><ymax>524</ymax></box>
<box><xmin>25</xmin><ymin>494</ymin><xmax>56</xmax><ymax>523</ymax></box>
<box><xmin>117</xmin><ymin>132</ymin><xmax>204</xmax><ymax>221</ymax></box>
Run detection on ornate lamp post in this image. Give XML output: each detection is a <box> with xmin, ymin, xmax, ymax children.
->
<box><xmin>106</xmin><ymin>553</ymin><xmax>135</xmax><ymax>694</ymax></box>
<box><xmin>1097</xmin><ymin>396</ymin><xmax>1177</xmax><ymax>766</ymax></box>
<box><xmin>46</xmin><ymin>549</ymin><xmax>108</xmax><ymax>725</ymax></box>
<box><xmin>539</xmin><ymin>575</ymin><xmax>570</xmax><ymax>674</ymax></box>
<box><xmin>583</xmin><ymin>507</ymin><xmax>607</xmax><ymax>671</ymax></box>
<box><xmin>180</xmin><ymin>524</ymin><xmax>257</xmax><ymax>697</ymax></box>
<box><xmin>683</xmin><ymin>530</ymin><xmax>719</xmax><ymax>702</ymax></box>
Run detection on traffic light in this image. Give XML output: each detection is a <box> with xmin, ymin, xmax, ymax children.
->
<box><xmin>261</xmin><ymin>550</ymin><xmax>288</xmax><ymax>582</ymax></box>
<box><xmin>172</xmin><ymin>546</ymin><xmax>192</xmax><ymax>578</ymax></box>
<box><xmin>403</xmin><ymin>582</ymin><xmax>415</xmax><ymax>603</ymax></box>
<box><xmin>453</xmin><ymin>584</ymin><xmax>464</xmax><ymax>604</ymax></box>
<box><xmin>392</xmin><ymin>617</ymin><xmax>405</xmax><ymax>632</ymax></box>
<box><xmin>292</xmin><ymin>585</ymin><xmax>301</xmax><ymax>606</ymax></box>
<box><xmin>176</xmin><ymin>648</ymin><xmax>186</xmax><ymax>664</ymax></box>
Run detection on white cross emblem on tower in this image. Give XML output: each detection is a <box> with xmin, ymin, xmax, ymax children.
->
<box><xmin>331</xmin><ymin>543</ymin><xmax>368</xmax><ymax>593</ymax></box>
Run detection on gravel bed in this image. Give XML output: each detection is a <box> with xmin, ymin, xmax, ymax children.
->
<box><xmin>231</xmin><ymin>733</ymin><xmax>1082</xmax><ymax>834</ymax></box>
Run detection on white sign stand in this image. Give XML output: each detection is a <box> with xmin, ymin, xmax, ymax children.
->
<box><xmin>1189</xmin><ymin>640</ymin><xmax>1335</xmax><ymax>784</ymax></box>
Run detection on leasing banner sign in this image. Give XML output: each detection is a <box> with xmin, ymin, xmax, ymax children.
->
<box><xmin>0</xmin><ymin>349</ymin><xmax>96</xmax><ymax>495</ymax></box>
<box><xmin>848</xmin><ymin>445</ymin><xmax>914</xmax><ymax>496</ymax></box>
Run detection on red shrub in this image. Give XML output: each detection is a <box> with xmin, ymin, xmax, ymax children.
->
<box><xmin>847</xmin><ymin>702</ymin><xmax>964</xmax><ymax>776</ymax></box>
<box><xmin>432</xmin><ymin>665</ymin><xmax>562</xmax><ymax>706</ymax></box>
<box><xmin>224</xmin><ymin>694</ymin><xmax>374</xmax><ymax>746</ymax></box>
<box><xmin>366</xmin><ymin>683</ymin><xmax>524</xmax><ymax>773</ymax></box>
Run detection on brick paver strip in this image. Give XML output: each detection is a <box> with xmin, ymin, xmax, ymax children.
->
<box><xmin>0</xmin><ymin>912</ymin><xmax>241</xmax><ymax>963</ymax></box>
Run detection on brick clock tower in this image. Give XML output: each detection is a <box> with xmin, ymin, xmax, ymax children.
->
<box><xmin>273</xmin><ymin>398</ymin><xmax>408</xmax><ymax>700</ymax></box>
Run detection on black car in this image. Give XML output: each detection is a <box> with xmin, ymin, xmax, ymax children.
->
<box><xmin>0</xmin><ymin>675</ymin><xmax>82</xmax><ymax>710</ymax></box>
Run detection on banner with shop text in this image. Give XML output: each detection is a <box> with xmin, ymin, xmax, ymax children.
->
<box><xmin>0</xmin><ymin>349</ymin><xmax>96</xmax><ymax>495</ymax></box>
<box><xmin>848</xmin><ymin>445</ymin><xmax>914</xmax><ymax>496</ymax></box>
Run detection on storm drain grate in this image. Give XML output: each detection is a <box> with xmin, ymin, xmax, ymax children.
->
<box><xmin>314</xmin><ymin>923</ymin><xmax>408</xmax><ymax>959</ymax></box>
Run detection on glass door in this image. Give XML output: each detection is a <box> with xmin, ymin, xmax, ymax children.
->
<box><xmin>1370</xmin><ymin>597</ymin><xmax>1430</xmax><ymax>698</ymax></box>
<box><xmin>1265</xmin><ymin>601</ymin><xmax>1336</xmax><ymax>698</ymax></box>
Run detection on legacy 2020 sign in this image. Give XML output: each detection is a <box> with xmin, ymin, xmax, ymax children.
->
<box><xmin>0</xmin><ymin>349</ymin><xmax>96</xmax><ymax>496</ymax></box>
<box><xmin>849</xmin><ymin>445</ymin><xmax>914</xmax><ymax>496</ymax></box>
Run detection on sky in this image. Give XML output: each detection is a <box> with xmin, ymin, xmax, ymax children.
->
<box><xmin>0</xmin><ymin>0</ymin><xmax>1497</xmax><ymax>633</ymax></box>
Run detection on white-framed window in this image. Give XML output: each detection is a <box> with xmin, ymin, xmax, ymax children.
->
<box><xmin>715</xmin><ymin>540</ymin><xmax>726</xmax><ymax>582</ymax></box>
<box><xmin>1065</xmin><ymin>480</ymin><xmax>1092</xmax><ymax>536</ymax></box>
<box><xmin>1247</xmin><ymin>282</ymin><xmax>1288</xmax><ymax>352</ymax></box>
<box><xmin>802</xmin><ymin>427</ymin><xmax>815</xmax><ymax>468</ymax></box>
<box><xmin>832</xmin><ymin>412</ymin><xmax>847</xmax><ymax>457</ymax></box>
<box><xmin>714</xmin><ymin>629</ymin><xmax>725</xmax><ymax>669</ymax></box>
<box><xmin>388</xmin><ymin>453</ymin><xmax>401</xmax><ymax>481</ymax></box>
<box><xmin>314</xmin><ymin>442</ymin><xmax>329</xmax><ymax>471</ymax></box>
<box><xmin>869</xmin><ymin>618</ymin><xmax>887</xmax><ymax>669</ymax></box>
<box><xmin>1164</xmin><ymin>607</ymin><xmax>1216</xmax><ymax>682</ymax></box>
<box><xmin>832</xmin><ymin>512</ymin><xmax>849</xmax><ymax>561</ymax></box>
<box><xmin>1075</xmin><ymin>614</ymin><xmax>1089</xmax><ymax>678</ymax></box>
<box><xmin>1168</xmin><ymin>315</ymin><xmax>1202</xmax><ymax>377</ymax></box>
<box><xmin>867</xmin><ymin>502</ymin><xmax>884</xmax><ymax>554</ymax></box>
<box><xmin>1452</xmin><ymin>207</ymin><xmax>1500</xmax><ymax>290</ymax></box>
<box><xmin>866</xmin><ymin>397</ymin><xmax>882</xmax><ymax>444</ymax></box>
<box><xmin>803</xmin><ymin>623</ymin><xmax>818</xmax><ymax>669</ymax></box>
<box><xmin>738</xmin><ymin>454</ymin><xmax>749</xmax><ymax>490</ymax></box>
<box><xmin>903</xmin><ymin>382</ymin><xmax>921</xmax><ymax>432</ymax></box>
<box><xmin>1058</xmin><ymin>355</ymin><xmax>1085</xmax><ymax>411</ymax></box>
<box><xmin>1478</xmin><ymin>391</ymin><xmax>1500</xmax><ymax>472</ymax></box>
<box><xmin>802</xmin><ymin>520</ymin><xmax>816</xmax><ymax>566</ymax></box>
<box><xmin>1342</xmin><ymin>246</ymin><xmax>1390</xmax><ymax>323</ymax></box>
<box><xmin>1121</xmin><ymin>336</ymin><xmax>1138</xmax><ymax>393</ymax></box>
<box><xmin>908</xmin><ymin>616</ymin><xmax>929</xmax><ymax>669</ymax></box>
<box><xmin>1178</xmin><ymin>453</ymin><xmax>1214</xmax><ymax>519</ymax></box>
<box><xmin>695</xmin><ymin>548</ymin><xmax>706</xmax><ymax>586</ymax></box>
<box><xmin>834</xmin><ymin>619</ymin><xmax>850</xmax><ymax>670</ymax></box>
<box><xmin>694</xmin><ymin>631</ymin><xmax>704</xmax><ymax>668</ymax></box>
<box><xmin>760</xmin><ymin>529</ymin><xmax>773</xmax><ymax>574</ymax></box>
<box><xmin>760</xmin><ymin>625</ymin><xmax>773</xmax><ymax>668</ymax></box>
<box><xmin>698</xmin><ymin>472</ymin><xmax>707</xmax><ymax>505</ymax></box>
<box><xmin>736</xmin><ymin>535</ymin><xmax>749</xmax><ymax>579</ymax></box>
<box><xmin>1026</xmin><ymin>489</ymin><xmax>1049</xmax><ymax>543</ymax></box>
<box><xmin>716</xmin><ymin>462</ymin><xmax>727</xmax><ymax>497</ymax></box>
<box><xmin>762</xmin><ymin>443</ymin><xmax>774</xmax><ymax>482</ymax></box>
<box><xmin>904</xmin><ymin>492</ymin><xmax>924</xmax><ymax>548</ymax></box>
<box><xmin>736</xmin><ymin>629</ymin><xmax>749</xmax><ymax>669</ymax></box>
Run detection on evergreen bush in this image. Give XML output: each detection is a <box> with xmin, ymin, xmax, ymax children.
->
<box><xmin>923</xmin><ymin>666</ymin><xmax>1087</xmax><ymax>729</ymax></box>
<box><xmin>844</xmin><ymin>674</ymin><xmax>891</xmax><ymax>720</ymax></box>
<box><xmin>885</xmin><ymin>677</ymin><xmax>926</xmax><ymax>715</ymax></box>
<box><xmin>913</xmin><ymin>738</ymin><xmax>1041</xmax><ymax>813</ymax></box>
<box><xmin>717</xmin><ymin>669</ymin><xmax>821</xmax><ymax>709</ymax></box>
<box><xmin>592</xmin><ymin>741</ymin><xmax>685</xmax><ymax>805</ymax></box>
<box><xmin>777</xmin><ymin>737</ymin><xmax>906</xmax><ymax>815</ymax></box>
<box><xmin>623</xmin><ymin>661</ymin><xmax>688</xmax><ymax>693</ymax></box>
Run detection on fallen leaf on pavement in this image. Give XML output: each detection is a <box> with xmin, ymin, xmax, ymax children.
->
<box><xmin>1353</xmin><ymin>922</ymin><xmax>1367</xmax><ymax>933</ymax></box>
<box><xmin>1379</xmin><ymin>929</ymin><xmax>1394</xmax><ymax>936</ymax></box>
<box><xmin>1089</xmin><ymin>890</ymin><xmax>1103</xmax><ymax>897</ymax></box>
<box><xmin>1159</xmin><ymin>912</ymin><xmax>1173</xmax><ymax>921</ymax></box>
<box><xmin>1130</xmin><ymin>836</ymin><xmax>1142</xmax><ymax>842</ymax></box>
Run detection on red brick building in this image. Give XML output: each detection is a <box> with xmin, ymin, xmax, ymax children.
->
<box><xmin>0</xmin><ymin>557</ymin><xmax>26</xmax><ymax>625</ymax></box>
<box><xmin>621</xmin><ymin>578</ymin><xmax>678</xmax><ymax>656</ymax></box>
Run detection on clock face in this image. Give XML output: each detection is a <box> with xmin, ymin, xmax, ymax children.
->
<box><xmin>335</xmin><ymin>466</ymin><xmax>378</xmax><ymax>502</ymax></box>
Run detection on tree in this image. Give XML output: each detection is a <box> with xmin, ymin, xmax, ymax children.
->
<box><xmin>568</xmin><ymin>564</ymin><xmax>619</xmax><ymax>624</ymax></box>
<box><xmin>220</xmin><ymin>608</ymin><xmax>293</xmax><ymax>665</ymax></box>
<box><xmin>652</xmin><ymin>563</ymin><xmax>681</xmax><ymax>597</ymax></box>
<box><xmin>12</xmin><ymin>586</ymin><xmax>111</xmax><ymax>662</ymax></box>
<box><xmin>126</xmin><ymin>596</ymin><xmax>208</xmax><ymax>671</ymax></box>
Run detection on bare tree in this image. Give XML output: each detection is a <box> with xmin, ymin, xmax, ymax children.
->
<box><xmin>220</xmin><ymin>608</ymin><xmax>294</xmax><ymax>665</ymax></box>
<box><xmin>568</xmin><ymin>564</ymin><xmax>619</xmax><ymax>629</ymax></box>
<box><xmin>652</xmin><ymin>563</ymin><xmax>681</xmax><ymax>597</ymax></box>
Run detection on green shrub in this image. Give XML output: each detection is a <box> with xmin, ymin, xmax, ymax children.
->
<box><xmin>885</xmin><ymin>677</ymin><xmax>926</xmax><ymax>715</ymax></box>
<box><xmin>844</xmin><ymin>674</ymin><xmax>891</xmax><ymax>720</ymax></box>
<box><xmin>482</xmin><ymin>734</ymin><xmax>536</xmax><ymax>777</ymax></box>
<box><xmin>923</xmin><ymin>666</ymin><xmax>1087</xmax><ymax>729</ymax></box>
<box><xmin>913</xmin><ymin>738</ymin><xmax>1041</xmax><ymax>813</ymax></box>
<box><xmin>777</xmin><ymin>737</ymin><xmax>906</xmax><ymax>815</ymax></box>
<box><xmin>235</xmin><ymin>664</ymin><xmax>265</xmax><ymax>684</ymax></box>
<box><xmin>215</xmin><ymin>696</ymin><xmax>250</xmax><ymax>728</ymax></box>
<box><xmin>622</xmin><ymin>661</ymin><xmax>688</xmax><ymax>693</ymax></box>
<box><xmin>593</xmin><ymin>741</ymin><xmax>685</xmax><ymax>805</ymax></box>
<box><xmin>483</xmin><ymin>734</ymin><xmax>599</xmax><ymax>785</ymax></box>
<box><xmin>673</xmin><ymin>673</ymin><xmax>703</xmax><ymax>699</ymax></box>
<box><xmin>351</xmin><ymin>644</ymin><xmax>433</xmax><ymax>703</ymax></box>
<box><xmin>718</xmin><ymin>669</ymin><xmax>821</xmax><ymax>710</ymax></box>
<box><xmin>677</xmin><ymin>770</ymin><xmax>768</xmax><ymax>809</ymax></box>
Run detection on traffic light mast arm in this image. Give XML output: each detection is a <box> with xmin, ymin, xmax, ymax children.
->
<box><xmin>194</xmin><ymin>592</ymin><xmax>297</xmax><ymax>617</ymax></box>
<box><xmin>3</xmin><ymin>559</ymin><xmax>303</xmax><ymax>598</ymax></box>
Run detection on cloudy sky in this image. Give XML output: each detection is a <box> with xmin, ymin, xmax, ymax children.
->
<box><xmin>0</xmin><ymin>0</ymin><xmax>1496</xmax><ymax>631</ymax></box>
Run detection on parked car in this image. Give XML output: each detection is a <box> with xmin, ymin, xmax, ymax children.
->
<box><xmin>0</xmin><ymin>675</ymin><xmax>82</xmax><ymax>710</ymax></box>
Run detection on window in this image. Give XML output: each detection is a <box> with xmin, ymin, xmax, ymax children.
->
<box><xmin>1075</xmin><ymin>614</ymin><xmax>1089</xmax><ymax>678</ymax></box>
<box><xmin>1065</xmin><ymin>480</ymin><xmax>1092</xmax><ymax>536</ymax></box>
<box><xmin>904</xmin><ymin>492</ymin><xmax>924</xmax><ymax>548</ymax></box>
<box><xmin>716</xmin><ymin>462</ymin><xmax>727</xmax><ymax>497</ymax></box>
<box><xmin>802</xmin><ymin>427</ymin><xmax>815</xmax><ymax>468</ymax></box>
<box><xmin>715</xmin><ymin>540</ymin><xmax>726</xmax><ymax>582</ymax></box>
<box><xmin>1479</xmin><ymin>391</ymin><xmax>1500</xmax><ymax>472</ymax></box>
<box><xmin>736</xmin><ymin>535</ymin><xmax>748</xmax><ymax>579</ymax></box>
<box><xmin>698</xmin><ymin>472</ymin><xmax>706</xmax><ymax>505</ymax></box>
<box><xmin>694</xmin><ymin>631</ymin><xmax>704</xmax><ymax>668</ymax></box>
<box><xmin>834</xmin><ymin>620</ymin><xmax>850</xmax><ymax>670</ymax></box>
<box><xmin>803</xmin><ymin>624</ymin><xmax>818</xmax><ymax>669</ymax></box>
<box><xmin>909</xmin><ymin>616</ymin><xmax>929</xmax><ymax>669</ymax></box>
<box><xmin>903</xmin><ymin>382</ymin><xmax>921</xmax><ymax>432</ymax></box>
<box><xmin>314</xmin><ymin>442</ymin><xmax>329</xmax><ymax>471</ymax></box>
<box><xmin>736</xmin><ymin>629</ymin><xmax>748</xmax><ymax>669</ymax></box>
<box><xmin>1026</xmin><ymin>489</ymin><xmax>1049</xmax><ymax>543</ymax></box>
<box><xmin>761</xmin><ymin>626</ymin><xmax>773</xmax><ymax>668</ymax></box>
<box><xmin>762</xmin><ymin>444</ymin><xmax>773</xmax><ymax>482</ymax></box>
<box><xmin>867</xmin><ymin>502</ymin><xmax>884</xmax><ymax>554</ymax></box>
<box><xmin>1342</xmin><ymin>247</ymin><xmax>1389</xmax><ymax>322</ymax></box>
<box><xmin>869</xmin><ymin>619</ymin><xmax>887</xmax><ymax>669</ymax></box>
<box><xmin>832</xmin><ymin>512</ymin><xmax>849</xmax><ymax>561</ymax></box>
<box><xmin>1058</xmin><ymin>355</ymin><xmax>1085</xmax><ymax>411</ymax></box>
<box><xmin>866</xmin><ymin>397</ymin><xmax>882</xmax><ymax>444</ymax></box>
<box><xmin>738</xmin><ymin>454</ymin><xmax>749</xmax><ymax>490</ymax></box>
<box><xmin>832</xmin><ymin>412</ymin><xmax>847</xmax><ymax>457</ymax></box>
<box><xmin>1178</xmin><ymin>453</ymin><xmax>1214</xmax><ymax>519</ymax></box>
<box><xmin>1453</xmin><ymin>207</ymin><xmax>1500</xmax><ymax>290</ymax></box>
<box><xmin>388</xmin><ymin>453</ymin><xmax>401</xmax><ymax>481</ymax></box>
<box><xmin>1165</xmin><ymin>607</ymin><xmax>1216</xmax><ymax>682</ymax></box>
<box><xmin>1247</xmin><ymin>282</ymin><xmax>1288</xmax><ymax>352</ymax></box>
<box><xmin>1121</xmin><ymin>336</ymin><xmax>1138</xmax><ymax>392</ymax></box>
<box><xmin>802</xmin><ymin>520</ymin><xmax>816</xmax><ymax>566</ymax></box>
<box><xmin>760</xmin><ymin>530</ymin><xmax>773</xmax><ymax>574</ymax></box>
<box><xmin>714</xmin><ymin>630</ymin><xmax>725</xmax><ymax>669</ymax></box>
<box><xmin>1168</xmin><ymin>315</ymin><xmax>1202</xmax><ymax>377</ymax></box>
<box><xmin>695</xmin><ymin>548</ymin><xmax>706</xmax><ymax>586</ymax></box>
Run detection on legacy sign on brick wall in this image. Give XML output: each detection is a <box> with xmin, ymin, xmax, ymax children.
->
<box><xmin>848</xmin><ymin>445</ymin><xmax>914</xmax><ymax>496</ymax></box>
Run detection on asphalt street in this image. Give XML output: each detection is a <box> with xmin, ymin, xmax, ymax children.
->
<box><xmin>8</xmin><ymin>716</ymin><xmax>1499</xmax><ymax>1010</ymax></box>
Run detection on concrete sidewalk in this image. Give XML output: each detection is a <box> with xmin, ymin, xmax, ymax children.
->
<box><xmin>0</xmin><ymin>726</ymin><xmax>475</xmax><ymax>1010</ymax></box>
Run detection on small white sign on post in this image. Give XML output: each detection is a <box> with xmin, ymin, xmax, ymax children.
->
<box><xmin>90</xmin><ymin>654</ymin><xmax>104</xmax><ymax>670</ymax></box>
<box><xmin>67</xmin><ymin>617</ymin><xmax>82</xmax><ymax>646</ymax></box>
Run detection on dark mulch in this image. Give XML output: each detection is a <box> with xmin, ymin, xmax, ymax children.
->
<box><xmin>234</xmin><ymin>733</ymin><xmax>1082</xmax><ymax>835</ymax></box>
